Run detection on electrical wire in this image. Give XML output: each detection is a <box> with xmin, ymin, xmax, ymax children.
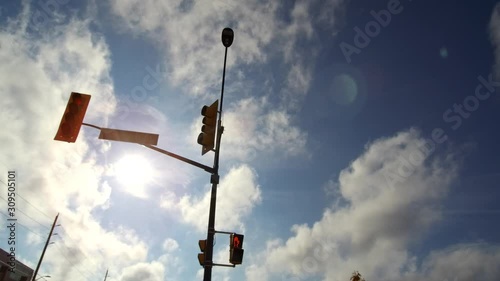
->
<box><xmin>0</xmin><ymin>211</ymin><xmax>47</xmax><ymax>239</ymax></box>
<box><xmin>52</xmin><ymin>242</ymin><xmax>100</xmax><ymax>281</ymax></box>
<box><xmin>55</xmin><ymin>230</ymin><xmax>103</xmax><ymax>272</ymax></box>
<box><xmin>0</xmin><ymin>181</ymin><xmax>53</xmax><ymax>229</ymax></box>
<box><xmin>16</xmin><ymin>192</ymin><xmax>53</xmax><ymax>220</ymax></box>
<box><xmin>0</xmin><ymin>163</ymin><xmax>105</xmax><ymax>280</ymax></box>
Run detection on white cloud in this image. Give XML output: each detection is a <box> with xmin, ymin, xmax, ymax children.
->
<box><xmin>107</xmin><ymin>0</ymin><xmax>355</xmax><ymax>166</ymax></box>
<box><xmin>108</xmin><ymin>0</ymin><xmax>346</xmax><ymax>116</ymax></box>
<box><xmin>218</xmin><ymin>97</ymin><xmax>308</xmax><ymax>161</ymax></box>
<box><xmin>403</xmin><ymin>243</ymin><xmax>500</xmax><ymax>281</ymax></box>
<box><xmin>162</xmin><ymin>238</ymin><xmax>179</xmax><ymax>252</ymax></box>
<box><xmin>160</xmin><ymin>164</ymin><xmax>261</xmax><ymax>232</ymax></box>
<box><xmin>109</xmin><ymin>0</ymin><xmax>280</xmax><ymax>97</ymax></box>
<box><xmin>262</xmin><ymin>0</ymin><xmax>313</xmax><ymax>111</ymax></box>
<box><xmin>26</xmin><ymin>231</ymin><xmax>43</xmax><ymax>246</ymax></box>
<box><xmin>245</xmin><ymin>239</ymin><xmax>281</xmax><ymax>281</ymax></box>
<box><xmin>0</xmin><ymin>3</ymin><xmax>168</xmax><ymax>280</ymax></box>
<box><xmin>155</xmin><ymin>238</ymin><xmax>184</xmax><ymax>279</ymax></box>
<box><xmin>279</xmin><ymin>0</ymin><xmax>346</xmax><ymax>111</ymax></box>
<box><xmin>119</xmin><ymin>261</ymin><xmax>165</xmax><ymax>281</ymax></box>
<box><xmin>0</xmin><ymin>1</ymin><xmax>114</xmax><ymax>221</ymax></box>
<box><xmin>243</xmin><ymin>129</ymin><xmax>499</xmax><ymax>281</ymax></box>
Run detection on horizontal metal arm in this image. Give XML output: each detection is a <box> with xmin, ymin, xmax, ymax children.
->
<box><xmin>212</xmin><ymin>263</ymin><xmax>235</xmax><ymax>268</ymax></box>
<box><xmin>82</xmin><ymin>122</ymin><xmax>101</xmax><ymax>130</ymax></box>
<box><xmin>212</xmin><ymin>230</ymin><xmax>234</xmax><ymax>235</ymax></box>
<box><xmin>144</xmin><ymin>144</ymin><xmax>215</xmax><ymax>174</ymax></box>
<box><xmin>203</xmin><ymin>263</ymin><xmax>235</xmax><ymax>268</ymax></box>
<box><xmin>82</xmin><ymin>123</ymin><xmax>215</xmax><ymax>174</ymax></box>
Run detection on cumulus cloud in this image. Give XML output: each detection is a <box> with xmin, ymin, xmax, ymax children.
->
<box><xmin>107</xmin><ymin>0</ymin><xmax>353</xmax><ymax>165</ymax></box>
<box><xmin>162</xmin><ymin>238</ymin><xmax>179</xmax><ymax>252</ymax></box>
<box><xmin>119</xmin><ymin>261</ymin><xmax>165</xmax><ymax>281</ymax></box>
<box><xmin>109</xmin><ymin>0</ymin><xmax>280</xmax><ymax>96</ymax></box>
<box><xmin>109</xmin><ymin>0</ymin><xmax>345</xmax><ymax>120</ymax></box>
<box><xmin>244</xmin><ymin>129</ymin><xmax>500</xmax><ymax>281</ymax></box>
<box><xmin>108</xmin><ymin>0</ymin><xmax>328</xmax><ymax>98</ymax></box>
<box><xmin>403</xmin><ymin>243</ymin><xmax>500</xmax><ymax>281</ymax></box>
<box><xmin>0</xmin><ymin>3</ymin><xmax>164</xmax><ymax>280</ymax></box>
<box><xmin>160</xmin><ymin>164</ymin><xmax>261</xmax><ymax>232</ymax></box>
<box><xmin>0</xmin><ymin>1</ymin><xmax>112</xmax><ymax>220</ymax></box>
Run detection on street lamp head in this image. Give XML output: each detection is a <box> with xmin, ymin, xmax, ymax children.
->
<box><xmin>222</xmin><ymin>27</ymin><xmax>234</xmax><ymax>47</ymax></box>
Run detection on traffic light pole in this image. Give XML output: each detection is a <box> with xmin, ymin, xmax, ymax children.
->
<box><xmin>55</xmin><ymin>28</ymin><xmax>234</xmax><ymax>281</ymax></box>
<box><xmin>203</xmin><ymin>45</ymin><xmax>228</xmax><ymax>281</ymax></box>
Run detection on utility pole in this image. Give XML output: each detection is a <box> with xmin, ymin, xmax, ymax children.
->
<box><xmin>32</xmin><ymin>213</ymin><xmax>59</xmax><ymax>281</ymax></box>
<box><xmin>103</xmin><ymin>269</ymin><xmax>108</xmax><ymax>281</ymax></box>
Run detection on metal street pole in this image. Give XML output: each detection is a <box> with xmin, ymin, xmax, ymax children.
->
<box><xmin>203</xmin><ymin>27</ymin><xmax>233</xmax><ymax>281</ymax></box>
<box><xmin>54</xmin><ymin>28</ymin><xmax>235</xmax><ymax>281</ymax></box>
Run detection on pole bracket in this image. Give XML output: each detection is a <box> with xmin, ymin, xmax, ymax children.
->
<box><xmin>210</xmin><ymin>174</ymin><xmax>219</xmax><ymax>184</ymax></box>
<box><xmin>212</xmin><ymin>230</ymin><xmax>234</xmax><ymax>235</ymax></box>
<box><xmin>212</xmin><ymin>263</ymin><xmax>235</xmax><ymax>268</ymax></box>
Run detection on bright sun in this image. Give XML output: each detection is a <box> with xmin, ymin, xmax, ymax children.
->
<box><xmin>114</xmin><ymin>154</ymin><xmax>154</xmax><ymax>191</ymax></box>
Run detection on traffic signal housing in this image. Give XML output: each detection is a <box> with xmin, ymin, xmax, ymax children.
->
<box><xmin>197</xmin><ymin>100</ymin><xmax>218</xmax><ymax>155</ymax></box>
<box><xmin>54</xmin><ymin>92</ymin><xmax>91</xmax><ymax>143</ymax></box>
<box><xmin>229</xmin><ymin>233</ymin><xmax>244</xmax><ymax>265</ymax></box>
<box><xmin>198</xmin><ymin>239</ymin><xmax>207</xmax><ymax>266</ymax></box>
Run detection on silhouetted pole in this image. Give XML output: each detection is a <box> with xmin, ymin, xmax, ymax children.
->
<box><xmin>203</xmin><ymin>28</ymin><xmax>233</xmax><ymax>281</ymax></box>
<box><xmin>103</xmin><ymin>269</ymin><xmax>108</xmax><ymax>281</ymax></box>
<box><xmin>32</xmin><ymin>213</ymin><xmax>59</xmax><ymax>281</ymax></box>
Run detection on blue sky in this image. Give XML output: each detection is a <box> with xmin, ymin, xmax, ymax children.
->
<box><xmin>1</xmin><ymin>0</ymin><xmax>500</xmax><ymax>280</ymax></box>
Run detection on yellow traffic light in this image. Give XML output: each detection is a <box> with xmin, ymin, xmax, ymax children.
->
<box><xmin>54</xmin><ymin>92</ymin><xmax>91</xmax><ymax>143</ymax></box>
<box><xmin>198</xmin><ymin>239</ymin><xmax>207</xmax><ymax>266</ymax></box>
<box><xmin>197</xmin><ymin>100</ymin><xmax>218</xmax><ymax>155</ymax></box>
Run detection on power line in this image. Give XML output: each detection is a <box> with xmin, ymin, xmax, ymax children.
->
<box><xmin>56</xmin><ymin>233</ymin><xmax>103</xmax><ymax>271</ymax></box>
<box><xmin>1</xmin><ymin>175</ymin><xmax>106</xmax><ymax>280</ymax></box>
<box><xmin>0</xmin><ymin>164</ymin><xmax>54</xmax><ymax>224</ymax></box>
<box><xmin>0</xmin><ymin>191</ymin><xmax>105</xmax><ymax>279</ymax></box>
<box><xmin>59</xmin><ymin>224</ymin><xmax>107</xmax><ymax>263</ymax></box>
<box><xmin>0</xmin><ymin>193</ymin><xmax>51</xmax><ymax>231</ymax></box>
<box><xmin>0</xmin><ymin>211</ymin><xmax>47</xmax><ymax>239</ymax></box>
<box><xmin>0</xmin><ymin>211</ymin><xmax>99</xmax><ymax>281</ymax></box>
<box><xmin>14</xmin><ymin>205</ymin><xmax>50</xmax><ymax>230</ymax></box>
<box><xmin>0</xmin><ymin>177</ymin><xmax>50</xmax><ymax>223</ymax></box>
<box><xmin>16</xmin><ymin>192</ymin><xmax>53</xmax><ymax>220</ymax></box>
<box><xmin>0</xmin><ymin>166</ymin><xmax>106</xmax><ymax>281</ymax></box>
<box><xmin>53</xmin><ymin>241</ymin><xmax>101</xmax><ymax>281</ymax></box>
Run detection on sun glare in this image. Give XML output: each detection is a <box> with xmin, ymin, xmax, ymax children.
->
<box><xmin>114</xmin><ymin>154</ymin><xmax>154</xmax><ymax>191</ymax></box>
